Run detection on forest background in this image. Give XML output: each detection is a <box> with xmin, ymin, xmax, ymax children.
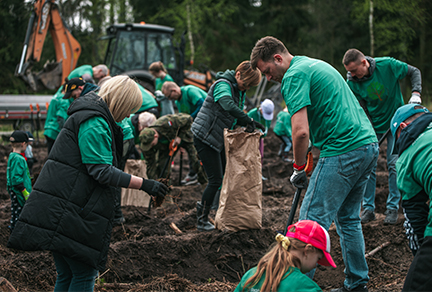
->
<box><xmin>1</xmin><ymin>0</ymin><xmax>431</xmax><ymax>105</ymax></box>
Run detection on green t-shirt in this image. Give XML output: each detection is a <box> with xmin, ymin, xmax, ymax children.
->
<box><xmin>273</xmin><ymin>110</ymin><xmax>292</xmax><ymax>137</ymax></box>
<box><xmin>176</xmin><ymin>85</ymin><xmax>206</xmax><ymax>115</ymax></box>
<box><xmin>78</xmin><ymin>116</ymin><xmax>113</xmax><ymax>164</ymax></box>
<box><xmin>118</xmin><ymin>118</ymin><xmax>134</xmax><ymax>141</ymax></box>
<box><xmin>234</xmin><ymin>267</ymin><xmax>322</xmax><ymax>292</ymax></box>
<box><xmin>155</xmin><ymin>74</ymin><xmax>174</xmax><ymax>91</ymax></box>
<box><xmin>347</xmin><ymin>57</ymin><xmax>408</xmax><ymax>133</ymax></box>
<box><xmin>7</xmin><ymin>152</ymin><xmax>32</xmax><ymax>206</ymax></box>
<box><xmin>44</xmin><ymin>90</ymin><xmax>65</xmax><ymax>140</ymax></box>
<box><xmin>68</xmin><ymin>65</ymin><xmax>93</xmax><ymax>79</ymax></box>
<box><xmin>137</xmin><ymin>83</ymin><xmax>158</xmax><ymax>112</ymax></box>
<box><xmin>247</xmin><ymin>107</ymin><xmax>272</xmax><ymax>137</ymax></box>
<box><xmin>281</xmin><ymin>56</ymin><xmax>377</xmax><ymax>157</ymax></box>
<box><xmin>396</xmin><ymin>122</ymin><xmax>432</xmax><ymax>237</ymax></box>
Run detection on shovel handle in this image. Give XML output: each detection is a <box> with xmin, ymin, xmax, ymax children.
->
<box><xmin>284</xmin><ymin>188</ymin><xmax>303</xmax><ymax>233</ymax></box>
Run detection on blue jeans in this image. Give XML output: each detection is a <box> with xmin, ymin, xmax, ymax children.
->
<box><xmin>53</xmin><ymin>252</ymin><xmax>98</xmax><ymax>292</ymax></box>
<box><xmin>281</xmin><ymin>135</ymin><xmax>292</xmax><ymax>153</ymax></box>
<box><xmin>363</xmin><ymin>132</ymin><xmax>400</xmax><ymax>211</ymax></box>
<box><xmin>299</xmin><ymin>143</ymin><xmax>379</xmax><ymax>290</ymax></box>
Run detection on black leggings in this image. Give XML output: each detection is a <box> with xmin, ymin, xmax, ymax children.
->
<box><xmin>194</xmin><ymin>137</ymin><xmax>225</xmax><ymax>208</ymax></box>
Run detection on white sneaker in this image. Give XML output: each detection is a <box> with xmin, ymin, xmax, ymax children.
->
<box><xmin>181</xmin><ymin>173</ymin><xmax>198</xmax><ymax>185</ymax></box>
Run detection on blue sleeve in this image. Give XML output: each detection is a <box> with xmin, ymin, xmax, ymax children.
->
<box><xmin>190</xmin><ymin>98</ymin><xmax>204</xmax><ymax>119</ymax></box>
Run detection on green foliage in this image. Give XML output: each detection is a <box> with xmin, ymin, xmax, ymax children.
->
<box><xmin>0</xmin><ymin>0</ymin><xmax>431</xmax><ymax>105</ymax></box>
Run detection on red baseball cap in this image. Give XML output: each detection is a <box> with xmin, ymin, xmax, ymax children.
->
<box><xmin>286</xmin><ymin>220</ymin><xmax>336</xmax><ymax>268</ymax></box>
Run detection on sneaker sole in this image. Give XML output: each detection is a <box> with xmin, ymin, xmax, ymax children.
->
<box><xmin>183</xmin><ymin>180</ymin><xmax>198</xmax><ymax>186</ymax></box>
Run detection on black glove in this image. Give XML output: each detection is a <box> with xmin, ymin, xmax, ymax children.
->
<box><xmin>140</xmin><ymin>179</ymin><xmax>168</xmax><ymax>198</ymax></box>
<box><xmin>290</xmin><ymin>169</ymin><xmax>308</xmax><ymax>188</ymax></box>
<box><xmin>245</xmin><ymin>119</ymin><xmax>265</xmax><ymax>133</ymax></box>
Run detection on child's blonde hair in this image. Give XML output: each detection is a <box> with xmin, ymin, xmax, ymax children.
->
<box><xmin>98</xmin><ymin>75</ymin><xmax>142</xmax><ymax>122</ymax></box>
<box><xmin>242</xmin><ymin>230</ymin><xmax>320</xmax><ymax>292</ymax></box>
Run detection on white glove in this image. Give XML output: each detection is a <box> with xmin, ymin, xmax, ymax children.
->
<box><xmin>154</xmin><ymin>90</ymin><xmax>164</xmax><ymax>98</ymax></box>
<box><xmin>408</xmin><ymin>93</ymin><xmax>421</xmax><ymax>104</ymax></box>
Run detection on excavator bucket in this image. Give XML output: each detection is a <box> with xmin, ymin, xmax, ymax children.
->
<box><xmin>15</xmin><ymin>0</ymin><xmax>81</xmax><ymax>92</ymax></box>
<box><xmin>18</xmin><ymin>60</ymin><xmax>63</xmax><ymax>91</ymax></box>
<box><xmin>37</xmin><ymin>60</ymin><xmax>63</xmax><ymax>90</ymax></box>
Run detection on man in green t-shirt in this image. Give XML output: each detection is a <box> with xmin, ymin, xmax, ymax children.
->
<box><xmin>44</xmin><ymin>64</ymin><xmax>109</xmax><ymax>153</ymax></box>
<box><xmin>250</xmin><ymin>36</ymin><xmax>378</xmax><ymax>292</ymax></box>
<box><xmin>343</xmin><ymin>48</ymin><xmax>423</xmax><ymax>225</ymax></box>
<box><xmin>389</xmin><ymin>104</ymin><xmax>432</xmax><ymax>292</ymax></box>
<box><xmin>161</xmin><ymin>81</ymin><xmax>205</xmax><ymax>119</ymax></box>
<box><xmin>162</xmin><ymin>81</ymin><xmax>206</xmax><ymax>184</ymax></box>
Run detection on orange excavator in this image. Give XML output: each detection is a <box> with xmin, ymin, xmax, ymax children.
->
<box><xmin>15</xmin><ymin>0</ymin><xmax>81</xmax><ymax>91</ymax></box>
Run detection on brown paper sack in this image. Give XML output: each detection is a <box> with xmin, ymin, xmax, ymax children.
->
<box><xmin>121</xmin><ymin>159</ymin><xmax>151</xmax><ymax>207</ymax></box>
<box><xmin>215</xmin><ymin>128</ymin><xmax>262</xmax><ymax>231</ymax></box>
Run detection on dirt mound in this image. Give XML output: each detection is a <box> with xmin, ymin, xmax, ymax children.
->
<box><xmin>0</xmin><ymin>131</ymin><xmax>413</xmax><ymax>291</ymax></box>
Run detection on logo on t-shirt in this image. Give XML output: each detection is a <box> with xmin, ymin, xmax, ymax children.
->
<box><xmin>367</xmin><ymin>82</ymin><xmax>385</xmax><ymax>101</ymax></box>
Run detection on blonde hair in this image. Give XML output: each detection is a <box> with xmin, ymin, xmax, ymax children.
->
<box><xmin>243</xmin><ymin>230</ymin><xmax>319</xmax><ymax>292</ymax></box>
<box><xmin>138</xmin><ymin>112</ymin><xmax>157</xmax><ymax>128</ymax></box>
<box><xmin>149</xmin><ymin>61</ymin><xmax>167</xmax><ymax>74</ymax></box>
<box><xmin>161</xmin><ymin>81</ymin><xmax>178</xmax><ymax>95</ymax></box>
<box><xmin>236</xmin><ymin>61</ymin><xmax>261</xmax><ymax>88</ymax></box>
<box><xmin>98</xmin><ymin>75</ymin><xmax>142</xmax><ymax>122</ymax></box>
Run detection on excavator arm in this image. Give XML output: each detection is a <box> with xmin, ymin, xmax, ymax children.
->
<box><xmin>16</xmin><ymin>0</ymin><xmax>81</xmax><ymax>91</ymax></box>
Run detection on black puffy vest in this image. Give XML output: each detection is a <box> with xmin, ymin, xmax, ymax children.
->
<box><xmin>8</xmin><ymin>92</ymin><xmax>124</xmax><ymax>270</ymax></box>
<box><xmin>191</xmin><ymin>79</ymin><xmax>238</xmax><ymax>152</ymax></box>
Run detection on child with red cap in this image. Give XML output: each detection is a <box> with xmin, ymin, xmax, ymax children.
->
<box><xmin>235</xmin><ymin>220</ymin><xmax>336</xmax><ymax>292</ymax></box>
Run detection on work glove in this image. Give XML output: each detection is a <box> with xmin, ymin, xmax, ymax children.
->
<box><xmin>290</xmin><ymin>163</ymin><xmax>308</xmax><ymax>189</ymax></box>
<box><xmin>245</xmin><ymin>119</ymin><xmax>266</xmax><ymax>133</ymax></box>
<box><xmin>21</xmin><ymin>189</ymin><xmax>30</xmax><ymax>200</ymax></box>
<box><xmin>154</xmin><ymin>90</ymin><xmax>166</xmax><ymax>101</ymax></box>
<box><xmin>140</xmin><ymin>178</ymin><xmax>168</xmax><ymax>198</ymax></box>
<box><xmin>408</xmin><ymin>93</ymin><xmax>421</xmax><ymax>104</ymax></box>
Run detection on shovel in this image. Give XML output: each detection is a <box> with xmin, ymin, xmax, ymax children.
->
<box><xmin>148</xmin><ymin>139</ymin><xmax>178</xmax><ymax>213</ymax></box>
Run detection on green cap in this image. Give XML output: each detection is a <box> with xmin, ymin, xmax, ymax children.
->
<box><xmin>139</xmin><ymin>128</ymin><xmax>156</xmax><ymax>152</ymax></box>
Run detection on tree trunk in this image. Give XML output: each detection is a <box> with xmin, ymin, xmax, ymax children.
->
<box><xmin>369</xmin><ymin>0</ymin><xmax>374</xmax><ymax>56</ymax></box>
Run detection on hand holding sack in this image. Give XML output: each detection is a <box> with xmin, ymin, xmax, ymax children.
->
<box><xmin>245</xmin><ymin>118</ymin><xmax>266</xmax><ymax>133</ymax></box>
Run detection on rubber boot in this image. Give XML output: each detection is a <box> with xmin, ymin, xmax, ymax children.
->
<box><xmin>197</xmin><ymin>201</ymin><xmax>215</xmax><ymax>231</ymax></box>
<box><xmin>211</xmin><ymin>189</ymin><xmax>220</xmax><ymax>211</ymax></box>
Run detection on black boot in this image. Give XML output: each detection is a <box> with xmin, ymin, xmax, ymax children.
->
<box><xmin>210</xmin><ymin>190</ymin><xmax>220</xmax><ymax>211</ymax></box>
<box><xmin>197</xmin><ymin>201</ymin><xmax>215</xmax><ymax>231</ymax></box>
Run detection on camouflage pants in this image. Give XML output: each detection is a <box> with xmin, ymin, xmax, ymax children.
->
<box><xmin>151</xmin><ymin>142</ymin><xmax>207</xmax><ymax>184</ymax></box>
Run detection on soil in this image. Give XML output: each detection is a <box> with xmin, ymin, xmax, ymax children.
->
<box><xmin>0</xmin><ymin>131</ymin><xmax>413</xmax><ymax>292</ymax></box>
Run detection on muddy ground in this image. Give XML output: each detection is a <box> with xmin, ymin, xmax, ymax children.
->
<box><xmin>0</xmin><ymin>130</ymin><xmax>412</xmax><ymax>291</ymax></box>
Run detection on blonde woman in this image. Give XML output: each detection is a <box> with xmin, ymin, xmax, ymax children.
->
<box><xmin>191</xmin><ymin>61</ymin><xmax>264</xmax><ymax>231</ymax></box>
<box><xmin>8</xmin><ymin>75</ymin><xmax>168</xmax><ymax>292</ymax></box>
<box><xmin>235</xmin><ymin>220</ymin><xmax>336</xmax><ymax>292</ymax></box>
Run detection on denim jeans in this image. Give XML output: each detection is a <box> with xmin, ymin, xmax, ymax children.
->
<box><xmin>363</xmin><ymin>132</ymin><xmax>401</xmax><ymax>211</ymax></box>
<box><xmin>281</xmin><ymin>135</ymin><xmax>292</xmax><ymax>153</ymax></box>
<box><xmin>299</xmin><ymin>143</ymin><xmax>379</xmax><ymax>289</ymax></box>
<box><xmin>53</xmin><ymin>252</ymin><xmax>98</xmax><ymax>292</ymax></box>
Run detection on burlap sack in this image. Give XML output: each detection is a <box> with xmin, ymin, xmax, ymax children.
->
<box><xmin>121</xmin><ymin>159</ymin><xmax>151</xmax><ymax>207</ymax></box>
<box><xmin>215</xmin><ymin>128</ymin><xmax>262</xmax><ymax>231</ymax></box>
